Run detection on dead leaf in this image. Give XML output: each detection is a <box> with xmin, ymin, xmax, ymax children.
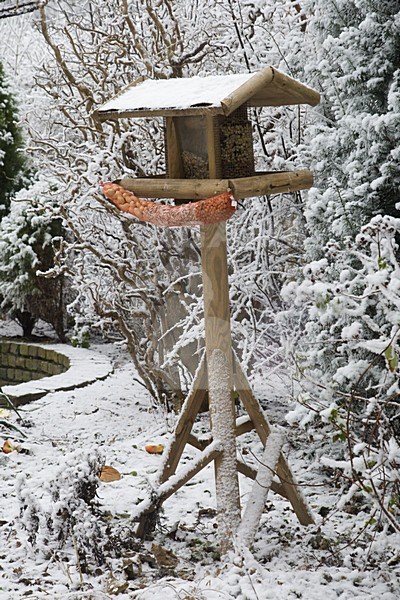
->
<box><xmin>105</xmin><ymin>574</ymin><xmax>129</xmax><ymax>595</ymax></box>
<box><xmin>144</xmin><ymin>443</ymin><xmax>164</xmax><ymax>454</ymax></box>
<box><xmin>99</xmin><ymin>465</ymin><xmax>122</xmax><ymax>482</ymax></box>
<box><xmin>151</xmin><ymin>542</ymin><xmax>179</xmax><ymax>569</ymax></box>
<box><xmin>2</xmin><ymin>439</ymin><xmax>17</xmax><ymax>454</ymax></box>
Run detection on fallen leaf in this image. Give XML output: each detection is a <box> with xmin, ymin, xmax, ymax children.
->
<box><xmin>0</xmin><ymin>409</ymin><xmax>10</xmax><ymax>418</ymax></box>
<box><xmin>99</xmin><ymin>465</ymin><xmax>122</xmax><ymax>482</ymax></box>
<box><xmin>144</xmin><ymin>443</ymin><xmax>164</xmax><ymax>455</ymax></box>
<box><xmin>2</xmin><ymin>439</ymin><xmax>16</xmax><ymax>454</ymax></box>
<box><xmin>105</xmin><ymin>574</ymin><xmax>129</xmax><ymax>595</ymax></box>
<box><xmin>151</xmin><ymin>542</ymin><xmax>179</xmax><ymax>569</ymax></box>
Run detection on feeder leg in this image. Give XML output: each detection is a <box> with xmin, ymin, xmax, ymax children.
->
<box><xmin>237</xmin><ymin>426</ymin><xmax>286</xmax><ymax>547</ymax></box>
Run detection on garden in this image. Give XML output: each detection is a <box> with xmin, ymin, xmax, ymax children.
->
<box><xmin>0</xmin><ymin>1</ymin><xmax>399</xmax><ymax>598</ymax></box>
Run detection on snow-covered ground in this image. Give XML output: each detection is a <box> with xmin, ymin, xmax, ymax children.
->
<box><xmin>0</xmin><ymin>326</ymin><xmax>399</xmax><ymax>599</ymax></box>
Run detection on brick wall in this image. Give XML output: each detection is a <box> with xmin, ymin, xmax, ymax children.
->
<box><xmin>0</xmin><ymin>341</ymin><xmax>70</xmax><ymax>386</ymax></box>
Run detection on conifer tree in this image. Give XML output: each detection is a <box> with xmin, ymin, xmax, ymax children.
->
<box><xmin>302</xmin><ymin>0</ymin><xmax>400</xmax><ymax>254</ymax></box>
<box><xmin>0</xmin><ymin>196</ymin><xmax>65</xmax><ymax>339</ymax></box>
<box><xmin>282</xmin><ymin>0</ymin><xmax>400</xmax><ymax>527</ymax></box>
<box><xmin>292</xmin><ymin>0</ymin><xmax>400</xmax><ymax>389</ymax></box>
<box><xmin>0</xmin><ymin>61</ymin><xmax>25</xmax><ymax>216</ymax></box>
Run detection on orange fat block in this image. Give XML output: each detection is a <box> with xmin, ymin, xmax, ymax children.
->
<box><xmin>100</xmin><ymin>182</ymin><xmax>237</xmax><ymax>227</ymax></box>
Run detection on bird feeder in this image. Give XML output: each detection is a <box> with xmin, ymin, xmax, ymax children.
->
<box><xmin>94</xmin><ymin>66</ymin><xmax>320</xmax><ymax>552</ymax></box>
<box><xmin>94</xmin><ymin>66</ymin><xmax>319</xmax><ymax>202</ymax></box>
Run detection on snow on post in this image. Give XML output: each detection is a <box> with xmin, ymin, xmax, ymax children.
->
<box><xmin>200</xmin><ymin>218</ymin><xmax>242</xmax><ymax>554</ymax></box>
<box><xmin>237</xmin><ymin>426</ymin><xmax>286</xmax><ymax>548</ymax></box>
<box><xmin>208</xmin><ymin>348</ymin><xmax>241</xmax><ymax>552</ymax></box>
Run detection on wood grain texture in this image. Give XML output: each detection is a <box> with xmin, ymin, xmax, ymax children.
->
<box><xmin>233</xmin><ymin>356</ymin><xmax>315</xmax><ymax>526</ymax></box>
<box><xmin>165</xmin><ymin>116</ymin><xmax>184</xmax><ymax>179</ymax></box>
<box><xmin>201</xmin><ymin>223</ymin><xmax>233</xmax><ymax>356</ymax></box>
<box><xmin>230</xmin><ymin>169</ymin><xmax>313</xmax><ymax>197</ymax></box>
<box><xmin>159</xmin><ymin>356</ymin><xmax>208</xmax><ymax>484</ymax></box>
<box><xmin>221</xmin><ymin>66</ymin><xmax>274</xmax><ymax>115</ymax></box>
<box><xmin>250</xmin><ymin>67</ymin><xmax>321</xmax><ymax>107</ymax></box>
<box><xmin>200</xmin><ymin>221</ymin><xmax>241</xmax><ymax>552</ymax></box>
<box><xmin>118</xmin><ymin>169</ymin><xmax>313</xmax><ymax>200</ymax></box>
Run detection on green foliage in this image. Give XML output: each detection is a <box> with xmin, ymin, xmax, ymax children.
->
<box><xmin>16</xmin><ymin>449</ymin><xmax>106</xmax><ymax>572</ymax></box>
<box><xmin>281</xmin><ymin>0</ymin><xmax>400</xmax><ymax>529</ymax></box>
<box><xmin>0</xmin><ymin>62</ymin><xmax>26</xmax><ymax>216</ymax></box>
<box><xmin>283</xmin><ymin>215</ymin><xmax>400</xmax><ymax>530</ymax></box>
<box><xmin>0</xmin><ymin>198</ymin><xmax>66</xmax><ymax>339</ymax></box>
<box><xmin>384</xmin><ymin>344</ymin><xmax>398</xmax><ymax>373</ymax></box>
<box><xmin>71</xmin><ymin>326</ymin><xmax>91</xmax><ymax>348</ymax></box>
<box><xmin>302</xmin><ymin>0</ymin><xmax>400</xmax><ymax>253</ymax></box>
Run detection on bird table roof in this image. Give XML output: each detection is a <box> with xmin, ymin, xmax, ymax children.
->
<box><xmin>95</xmin><ymin>66</ymin><xmax>320</xmax><ymax>121</ymax></box>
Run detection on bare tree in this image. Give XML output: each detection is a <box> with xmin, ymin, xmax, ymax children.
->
<box><xmin>13</xmin><ymin>0</ymin><xmax>310</xmax><ymax>406</ymax></box>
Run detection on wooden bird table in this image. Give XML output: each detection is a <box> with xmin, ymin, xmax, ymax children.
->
<box><xmin>95</xmin><ymin>66</ymin><xmax>320</xmax><ymax>552</ymax></box>
<box><xmin>102</xmin><ymin>180</ymin><xmax>315</xmax><ymax>553</ymax></box>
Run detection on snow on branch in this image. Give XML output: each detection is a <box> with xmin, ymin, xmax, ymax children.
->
<box><xmin>0</xmin><ymin>0</ymin><xmax>48</xmax><ymax>19</ymax></box>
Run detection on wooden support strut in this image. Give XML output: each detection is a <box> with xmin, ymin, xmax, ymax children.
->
<box><xmin>135</xmin><ymin>351</ymin><xmax>314</xmax><ymax>540</ymax></box>
<box><xmin>233</xmin><ymin>355</ymin><xmax>315</xmax><ymax>526</ymax></box>
<box><xmin>158</xmin><ymin>356</ymin><xmax>208</xmax><ymax>484</ymax></box>
<box><xmin>237</xmin><ymin>426</ymin><xmax>286</xmax><ymax>547</ymax></box>
<box><xmin>135</xmin><ymin>356</ymin><xmax>208</xmax><ymax>539</ymax></box>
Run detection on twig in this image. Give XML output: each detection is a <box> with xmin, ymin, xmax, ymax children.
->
<box><xmin>0</xmin><ymin>388</ymin><xmax>24</xmax><ymax>420</ymax></box>
<box><xmin>71</xmin><ymin>533</ymin><xmax>84</xmax><ymax>587</ymax></box>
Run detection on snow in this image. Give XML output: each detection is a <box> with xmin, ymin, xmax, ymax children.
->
<box><xmin>237</xmin><ymin>426</ymin><xmax>285</xmax><ymax>547</ymax></box>
<box><xmin>207</xmin><ymin>349</ymin><xmax>241</xmax><ymax>548</ymax></box>
<box><xmin>1</xmin><ymin>330</ymin><xmax>399</xmax><ymax>598</ymax></box>
<box><xmin>340</xmin><ymin>322</ymin><xmax>363</xmax><ymax>340</ymax></box>
<box><xmin>0</xmin><ymin>0</ymin><xmax>398</xmax><ymax>596</ymax></box>
<box><xmin>97</xmin><ymin>73</ymin><xmax>253</xmax><ymax>113</ymax></box>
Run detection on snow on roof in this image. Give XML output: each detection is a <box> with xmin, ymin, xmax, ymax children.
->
<box><xmin>99</xmin><ymin>73</ymin><xmax>253</xmax><ymax>114</ymax></box>
<box><xmin>95</xmin><ymin>67</ymin><xmax>320</xmax><ymax>120</ymax></box>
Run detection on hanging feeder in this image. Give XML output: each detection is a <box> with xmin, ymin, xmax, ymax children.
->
<box><xmin>100</xmin><ymin>181</ymin><xmax>237</xmax><ymax>227</ymax></box>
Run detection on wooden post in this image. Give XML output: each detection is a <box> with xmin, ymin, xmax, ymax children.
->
<box><xmin>165</xmin><ymin>116</ymin><xmax>184</xmax><ymax>179</ymax></box>
<box><xmin>233</xmin><ymin>356</ymin><xmax>315</xmax><ymax>526</ymax></box>
<box><xmin>237</xmin><ymin>426</ymin><xmax>286</xmax><ymax>547</ymax></box>
<box><xmin>200</xmin><ymin>221</ymin><xmax>241</xmax><ymax>553</ymax></box>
